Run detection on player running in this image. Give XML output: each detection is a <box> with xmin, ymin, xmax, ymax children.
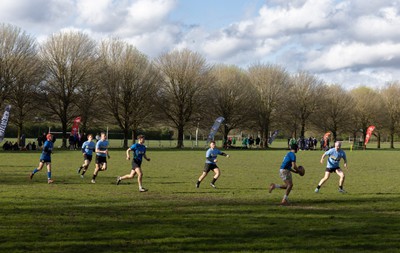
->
<box><xmin>196</xmin><ymin>141</ymin><xmax>229</xmax><ymax>189</ymax></box>
<box><xmin>77</xmin><ymin>134</ymin><xmax>95</xmax><ymax>178</ymax></box>
<box><xmin>29</xmin><ymin>133</ymin><xmax>54</xmax><ymax>184</ymax></box>
<box><xmin>269</xmin><ymin>144</ymin><xmax>301</xmax><ymax>205</ymax></box>
<box><xmin>315</xmin><ymin>141</ymin><xmax>348</xmax><ymax>193</ymax></box>
<box><xmin>91</xmin><ymin>132</ymin><xmax>109</xmax><ymax>183</ymax></box>
<box><xmin>116</xmin><ymin>135</ymin><xmax>150</xmax><ymax>192</ymax></box>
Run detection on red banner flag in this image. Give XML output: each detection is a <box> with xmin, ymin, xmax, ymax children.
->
<box><xmin>364</xmin><ymin>125</ymin><xmax>375</xmax><ymax>145</ymax></box>
<box><xmin>323</xmin><ymin>132</ymin><xmax>331</xmax><ymax>148</ymax></box>
<box><xmin>71</xmin><ymin>117</ymin><xmax>81</xmax><ymax>136</ymax></box>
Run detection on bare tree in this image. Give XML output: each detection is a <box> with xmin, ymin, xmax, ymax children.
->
<box><xmin>248</xmin><ymin>63</ymin><xmax>290</xmax><ymax>148</ymax></box>
<box><xmin>311</xmin><ymin>84</ymin><xmax>355</xmax><ymax>142</ymax></box>
<box><xmin>39</xmin><ymin>31</ymin><xmax>98</xmax><ymax>147</ymax></box>
<box><xmin>154</xmin><ymin>49</ymin><xmax>213</xmax><ymax>148</ymax></box>
<box><xmin>0</xmin><ymin>23</ymin><xmax>43</xmax><ymax>139</ymax></box>
<box><xmin>209</xmin><ymin>64</ymin><xmax>254</xmax><ymax>145</ymax></box>
<box><xmin>74</xmin><ymin>79</ymin><xmax>102</xmax><ymax>134</ymax></box>
<box><xmin>10</xmin><ymin>55</ymin><xmax>44</xmax><ymax>140</ymax></box>
<box><xmin>350</xmin><ymin>86</ymin><xmax>383</xmax><ymax>148</ymax></box>
<box><xmin>380</xmin><ymin>82</ymin><xmax>400</xmax><ymax>148</ymax></box>
<box><xmin>98</xmin><ymin>38</ymin><xmax>160</xmax><ymax>148</ymax></box>
<box><xmin>287</xmin><ymin>71</ymin><xmax>325</xmax><ymax>138</ymax></box>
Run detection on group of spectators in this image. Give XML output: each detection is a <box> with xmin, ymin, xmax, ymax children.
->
<box><xmin>2</xmin><ymin>140</ymin><xmax>37</xmax><ymax>151</ymax></box>
<box><xmin>224</xmin><ymin>136</ymin><xmax>262</xmax><ymax>149</ymax></box>
<box><xmin>2</xmin><ymin>132</ymin><xmax>104</xmax><ymax>151</ymax></box>
<box><xmin>288</xmin><ymin>136</ymin><xmax>330</xmax><ymax>151</ymax></box>
<box><xmin>68</xmin><ymin>132</ymin><xmax>101</xmax><ymax>150</ymax></box>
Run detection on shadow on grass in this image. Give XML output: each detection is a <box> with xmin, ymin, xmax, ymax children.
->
<box><xmin>0</xmin><ymin>193</ymin><xmax>399</xmax><ymax>253</ymax></box>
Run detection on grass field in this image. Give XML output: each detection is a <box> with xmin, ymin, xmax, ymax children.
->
<box><xmin>0</xmin><ymin>147</ymin><xmax>399</xmax><ymax>252</ymax></box>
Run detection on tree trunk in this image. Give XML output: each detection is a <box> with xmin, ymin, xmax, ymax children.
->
<box><xmin>262</xmin><ymin>127</ymin><xmax>269</xmax><ymax>149</ymax></box>
<box><xmin>123</xmin><ymin>128</ymin><xmax>129</xmax><ymax>149</ymax></box>
<box><xmin>177</xmin><ymin>126</ymin><xmax>184</xmax><ymax>148</ymax></box>
<box><xmin>390</xmin><ymin>131</ymin><xmax>395</xmax><ymax>149</ymax></box>
<box><xmin>377</xmin><ymin>132</ymin><xmax>381</xmax><ymax>149</ymax></box>
<box><xmin>62</xmin><ymin>122</ymin><xmax>68</xmax><ymax>148</ymax></box>
<box><xmin>132</xmin><ymin>129</ymin><xmax>138</xmax><ymax>144</ymax></box>
<box><xmin>223</xmin><ymin>124</ymin><xmax>229</xmax><ymax>149</ymax></box>
<box><xmin>300</xmin><ymin>120</ymin><xmax>306</xmax><ymax>137</ymax></box>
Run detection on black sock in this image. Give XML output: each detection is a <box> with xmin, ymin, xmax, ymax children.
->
<box><xmin>211</xmin><ymin>178</ymin><xmax>217</xmax><ymax>184</ymax></box>
<box><xmin>92</xmin><ymin>174</ymin><xmax>97</xmax><ymax>180</ymax></box>
<box><xmin>317</xmin><ymin>185</ymin><xmax>321</xmax><ymax>189</ymax></box>
<box><xmin>339</xmin><ymin>186</ymin><xmax>343</xmax><ymax>190</ymax></box>
<box><xmin>81</xmin><ymin>170</ymin><xmax>86</xmax><ymax>175</ymax></box>
<box><xmin>196</xmin><ymin>180</ymin><xmax>200</xmax><ymax>185</ymax></box>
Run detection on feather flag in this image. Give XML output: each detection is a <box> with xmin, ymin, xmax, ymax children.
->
<box><xmin>0</xmin><ymin>105</ymin><xmax>11</xmax><ymax>142</ymax></box>
<box><xmin>364</xmin><ymin>125</ymin><xmax>375</xmax><ymax>145</ymax></box>
<box><xmin>207</xmin><ymin>117</ymin><xmax>225</xmax><ymax>142</ymax></box>
<box><xmin>71</xmin><ymin>117</ymin><xmax>81</xmax><ymax>136</ymax></box>
<box><xmin>268</xmin><ymin>130</ymin><xmax>279</xmax><ymax>145</ymax></box>
<box><xmin>323</xmin><ymin>132</ymin><xmax>331</xmax><ymax>148</ymax></box>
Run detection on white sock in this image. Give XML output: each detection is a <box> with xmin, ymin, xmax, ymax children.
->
<box><xmin>275</xmin><ymin>184</ymin><xmax>281</xmax><ymax>188</ymax></box>
<box><xmin>283</xmin><ymin>195</ymin><xmax>288</xmax><ymax>200</ymax></box>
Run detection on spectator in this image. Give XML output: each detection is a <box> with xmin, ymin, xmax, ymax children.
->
<box><xmin>12</xmin><ymin>142</ymin><xmax>19</xmax><ymax>150</ymax></box>
<box><xmin>20</xmin><ymin>134</ymin><xmax>26</xmax><ymax>148</ymax></box>
<box><xmin>3</xmin><ymin>141</ymin><xmax>11</xmax><ymax>150</ymax></box>
<box><xmin>26</xmin><ymin>142</ymin><xmax>32</xmax><ymax>150</ymax></box>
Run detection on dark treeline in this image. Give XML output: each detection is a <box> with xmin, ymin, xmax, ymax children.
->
<box><xmin>1</xmin><ymin>23</ymin><xmax>400</xmax><ymax>149</ymax></box>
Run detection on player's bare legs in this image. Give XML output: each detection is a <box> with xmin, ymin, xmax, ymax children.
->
<box><xmin>318</xmin><ymin>171</ymin><xmax>331</xmax><ymax>187</ymax></box>
<box><xmin>336</xmin><ymin>169</ymin><xmax>345</xmax><ymax>192</ymax></box>
<box><xmin>197</xmin><ymin>172</ymin><xmax>208</xmax><ymax>183</ymax></box>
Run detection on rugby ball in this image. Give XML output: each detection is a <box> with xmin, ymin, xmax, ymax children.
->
<box><xmin>297</xmin><ymin>166</ymin><xmax>305</xmax><ymax>176</ymax></box>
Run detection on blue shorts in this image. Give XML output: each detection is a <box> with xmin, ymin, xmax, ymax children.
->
<box><xmin>84</xmin><ymin>154</ymin><xmax>93</xmax><ymax>162</ymax></box>
<box><xmin>326</xmin><ymin>167</ymin><xmax>341</xmax><ymax>173</ymax></box>
<box><xmin>40</xmin><ymin>158</ymin><xmax>51</xmax><ymax>163</ymax></box>
<box><xmin>96</xmin><ymin>155</ymin><xmax>107</xmax><ymax>164</ymax></box>
<box><xmin>203</xmin><ymin>163</ymin><xmax>218</xmax><ymax>172</ymax></box>
<box><xmin>131</xmin><ymin>159</ymin><xmax>142</xmax><ymax>169</ymax></box>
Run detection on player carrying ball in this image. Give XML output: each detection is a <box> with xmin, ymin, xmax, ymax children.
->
<box><xmin>269</xmin><ymin>144</ymin><xmax>302</xmax><ymax>205</ymax></box>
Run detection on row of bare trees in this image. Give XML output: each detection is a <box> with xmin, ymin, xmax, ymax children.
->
<box><xmin>2</xmin><ymin>23</ymin><xmax>400</xmax><ymax>149</ymax></box>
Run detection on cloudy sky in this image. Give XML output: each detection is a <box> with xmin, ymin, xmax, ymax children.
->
<box><xmin>1</xmin><ymin>0</ymin><xmax>400</xmax><ymax>89</ymax></box>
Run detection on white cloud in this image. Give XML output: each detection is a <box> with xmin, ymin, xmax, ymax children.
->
<box><xmin>118</xmin><ymin>0</ymin><xmax>177</xmax><ymax>36</ymax></box>
<box><xmin>306</xmin><ymin>42</ymin><xmax>400</xmax><ymax>71</ymax></box>
<box><xmin>2</xmin><ymin>0</ymin><xmax>400</xmax><ymax>87</ymax></box>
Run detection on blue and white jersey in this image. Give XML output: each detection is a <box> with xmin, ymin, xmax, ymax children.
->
<box><xmin>325</xmin><ymin>148</ymin><xmax>346</xmax><ymax>169</ymax></box>
<box><xmin>280</xmin><ymin>151</ymin><xmax>296</xmax><ymax>170</ymax></box>
<box><xmin>40</xmin><ymin>140</ymin><xmax>53</xmax><ymax>161</ymax></box>
<box><xmin>96</xmin><ymin>139</ymin><xmax>109</xmax><ymax>157</ymax></box>
<box><xmin>205</xmin><ymin>148</ymin><xmax>222</xmax><ymax>164</ymax></box>
<box><xmin>82</xmin><ymin>140</ymin><xmax>95</xmax><ymax>156</ymax></box>
<box><xmin>130</xmin><ymin>143</ymin><xmax>146</xmax><ymax>161</ymax></box>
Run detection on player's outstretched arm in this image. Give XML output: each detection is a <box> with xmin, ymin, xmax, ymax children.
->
<box><xmin>221</xmin><ymin>152</ymin><xmax>229</xmax><ymax>158</ymax></box>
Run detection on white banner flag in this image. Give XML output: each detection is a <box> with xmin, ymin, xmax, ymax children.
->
<box><xmin>0</xmin><ymin>105</ymin><xmax>11</xmax><ymax>142</ymax></box>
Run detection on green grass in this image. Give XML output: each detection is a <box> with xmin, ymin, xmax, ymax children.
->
<box><xmin>0</xmin><ymin>148</ymin><xmax>399</xmax><ymax>252</ymax></box>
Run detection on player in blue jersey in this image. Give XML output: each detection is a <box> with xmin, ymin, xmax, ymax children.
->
<box><xmin>196</xmin><ymin>141</ymin><xmax>230</xmax><ymax>189</ymax></box>
<box><xmin>116</xmin><ymin>135</ymin><xmax>150</xmax><ymax>192</ymax></box>
<box><xmin>29</xmin><ymin>133</ymin><xmax>54</xmax><ymax>184</ymax></box>
<box><xmin>77</xmin><ymin>134</ymin><xmax>95</xmax><ymax>178</ymax></box>
<box><xmin>269</xmin><ymin>144</ymin><xmax>301</xmax><ymax>205</ymax></box>
<box><xmin>315</xmin><ymin>141</ymin><xmax>348</xmax><ymax>193</ymax></box>
<box><xmin>91</xmin><ymin>132</ymin><xmax>109</xmax><ymax>183</ymax></box>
